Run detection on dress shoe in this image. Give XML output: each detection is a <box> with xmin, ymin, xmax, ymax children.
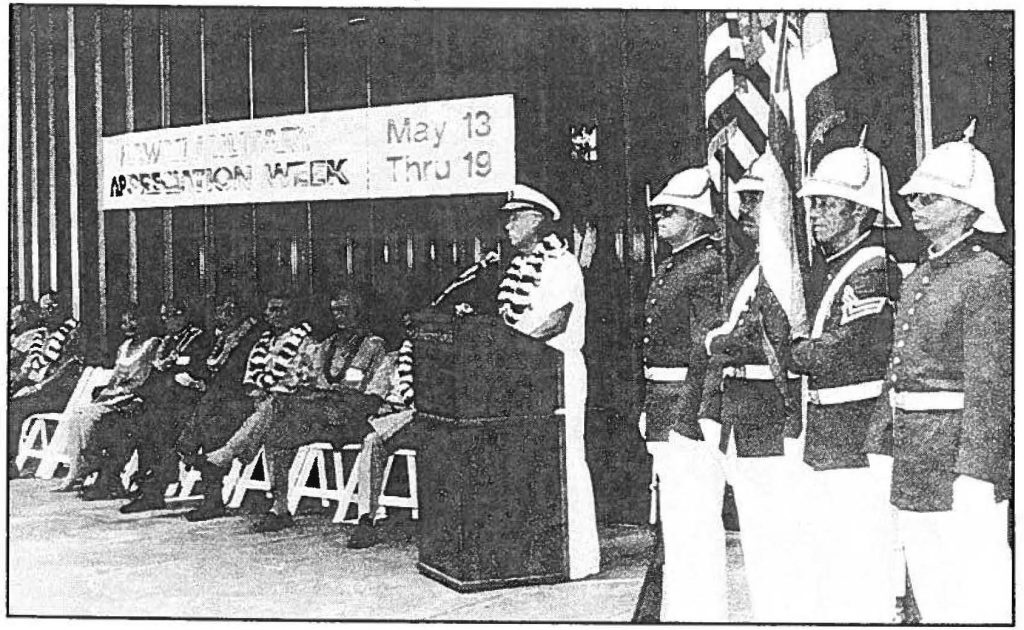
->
<box><xmin>119</xmin><ymin>492</ymin><xmax>167</xmax><ymax>514</ymax></box>
<box><xmin>184</xmin><ymin>500</ymin><xmax>228</xmax><ymax>522</ymax></box>
<box><xmin>346</xmin><ymin>515</ymin><xmax>378</xmax><ymax>549</ymax></box>
<box><xmin>252</xmin><ymin>510</ymin><xmax>294</xmax><ymax>533</ymax></box>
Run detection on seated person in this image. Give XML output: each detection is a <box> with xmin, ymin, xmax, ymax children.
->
<box><xmin>121</xmin><ymin>296</ymin><xmax>261</xmax><ymax>513</ymax></box>
<box><xmin>253</xmin><ymin>287</ymin><xmax>392</xmax><ymax>533</ymax></box>
<box><xmin>346</xmin><ymin>336</ymin><xmax>417</xmax><ymax>549</ymax></box>
<box><xmin>51</xmin><ymin>306</ymin><xmax>160</xmax><ymax>492</ymax></box>
<box><xmin>9</xmin><ymin>300</ymin><xmax>45</xmax><ymax>371</ymax></box>
<box><xmin>8</xmin><ymin>291</ymin><xmax>84</xmax><ymax>478</ymax></box>
<box><xmin>74</xmin><ymin>300</ymin><xmax>212</xmax><ymax>505</ymax></box>
<box><xmin>182</xmin><ymin>291</ymin><xmax>314</xmax><ymax>522</ymax></box>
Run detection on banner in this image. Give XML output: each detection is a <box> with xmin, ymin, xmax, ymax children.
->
<box><xmin>101</xmin><ymin>94</ymin><xmax>515</xmax><ymax>210</ymax></box>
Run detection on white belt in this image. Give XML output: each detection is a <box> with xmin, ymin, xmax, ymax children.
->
<box><xmin>891</xmin><ymin>389</ymin><xmax>965</xmax><ymax>411</ymax></box>
<box><xmin>723</xmin><ymin>364</ymin><xmax>799</xmax><ymax>381</ymax></box>
<box><xmin>808</xmin><ymin>380</ymin><xmax>885</xmax><ymax>405</ymax></box>
<box><xmin>644</xmin><ymin>366</ymin><xmax>689</xmax><ymax>382</ymax></box>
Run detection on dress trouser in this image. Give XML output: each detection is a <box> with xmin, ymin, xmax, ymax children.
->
<box><xmin>682</xmin><ymin>419</ymin><xmax>817</xmax><ymax>623</ymax></box>
<box><xmin>803</xmin><ymin>465</ymin><xmax>898</xmax><ymax>622</ymax></box>
<box><xmin>206</xmin><ymin>395</ymin><xmax>277</xmax><ymax>468</ymax></box>
<box><xmin>562</xmin><ymin>350</ymin><xmax>600</xmax><ymax>580</ymax></box>
<box><xmin>653</xmin><ymin>435</ymin><xmax>728</xmax><ymax>622</ymax></box>
<box><xmin>898</xmin><ymin>499</ymin><xmax>1011</xmax><ymax>623</ymax></box>
<box><xmin>359</xmin><ymin>408</ymin><xmax>416</xmax><ymax>520</ymax></box>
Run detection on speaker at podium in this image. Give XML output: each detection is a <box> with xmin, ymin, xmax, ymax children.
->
<box><xmin>409</xmin><ymin>310</ymin><xmax>571</xmax><ymax>592</ymax></box>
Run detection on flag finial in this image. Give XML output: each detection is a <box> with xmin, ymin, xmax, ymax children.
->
<box><xmin>858</xmin><ymin>124</ymin><xmax>868</xmax><ymax>147</ymax></box>
<box><xmin>962</xmin><ymin>118</ymin><xmax>977</xmax><ymax>143</ymax></box>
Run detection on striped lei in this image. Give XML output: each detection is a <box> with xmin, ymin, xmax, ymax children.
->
<box><xmin>497</xmin><ymin>233</ymin><xmax>566</xmax><ymax>326</ymax></box>
<box><xmin>243</xmin><ymin>322</ymin><xmax>312</xmax><ymax>390</ymax></box>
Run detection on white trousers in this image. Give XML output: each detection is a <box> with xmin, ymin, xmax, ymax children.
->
<box><xmin>562</xmin><ymin>351</ymin><xmax>600</xmax><ymax>580</ymax></box>
<box><xmin>898</xmin><ymin>500</ymin><xmax>1011</xmax><ymax>623</ymax></box>
<box><xmin>803</xmin><ymin>466</ymin><xmax>899</xmax><ymax>622</ymax></box>
<box><xmin>650</xmin><ymin>436</ymin><xmax>729</xmax><ymax>622</ymax></box>
<box><xmin>657</xmin><ymin>421</ymin><xmax>816</xmax><ymax>622</ymax></box>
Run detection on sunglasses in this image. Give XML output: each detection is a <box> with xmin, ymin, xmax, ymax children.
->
<box><xmin>906</xmin><ymin>192</ymin><xmax>940</xmax><ymax>207</ymax></box>
<box><xmin>653</xmin><ymin>208</ymin><xmax>680</xmax><ymax>219</ymax></box>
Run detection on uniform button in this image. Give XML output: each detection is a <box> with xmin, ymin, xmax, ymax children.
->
<box><xmin>658</xmin><ymin>280</ymin><xmax>665</xmax><ymax>286</ymax></box>
<box><xmin>890</xmin><ymin>374</ymin><xmax>898</xmax><ymax>383</ymax></box>
<box><xmin>645</xmin><ymin>317</ymin><xmax>652</xmax><ymax>324</ymax></box>
<box><xmin>893</xmin><ymin>356</ymin><xmax>901</xmax><ymax>365</ymax></box>
<box><xmin>908</xmin><ymin>308</ymin><xmax>915</xmax><ymax>315</ymax></box>
<box><xmin>914</xmin><ymin>292</ymin><xmax>923</xmax><ymax>301</ymax></box>
<box><xmin>897</xmin><ymin>340</ymin><xmax>905</xmax><ymax>348</ymax></box>
<box><xmin>666</xmin><ymin>263</ymin><xmax>674</xmax><ymax>270</ymax></box>
<box><xmin>922</xmin><ymin>277</ymin><xmax>930</xmax><ymax>285</ymax></box>
<box><xmin>650</xmin><ymin>298</ymin><xmax>657</xmax><ymax>305</ymax></box>
<box><xmin>972</xmin><ymin>245</ymin><xmax>982</xmax><ymax>252</ymax></box>
<box><xmin>902</xmin><ymin>323</ymin><xmax>910</xmax><ymax>331</ymax></box>
<box><xmin>643</xmin><ymin>336</ymin><xmax>650</xmax><ymax>344</ymax></box>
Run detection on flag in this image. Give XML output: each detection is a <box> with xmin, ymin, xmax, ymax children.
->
<box><xmin>704</xmin><ymin>11</ymin><xmax>842</xmax><ymax>336</ymax></box>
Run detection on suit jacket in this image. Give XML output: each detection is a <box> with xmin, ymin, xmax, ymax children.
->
<box><xmin>135</xmin><ymin>324</ymin><xmax>214</xmax><ymax>409</ymax></box>
<box><xmin>866</xmin><ymin>234</ymin><xmax>1011</xmax><ymax>511</ymax></box>
<box><xmin>641</xmin><ymin>234</ymin><xmax>723</xmax><ymax>442</ymax></box>
<box><xmin>699</xmin><ymin>263</ymin><xmax>800</xmax><ymax>457</ymax></box>
<box><xmin>790</xmin><ymin>233</ymin><xmax>902</xmax><ymax>470</ymax></box>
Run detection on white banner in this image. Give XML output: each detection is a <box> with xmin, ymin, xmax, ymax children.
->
<box><xmin>101</xmin><ymin>94</ymin><xmax>515</xmax><ymax>210</ymax></box>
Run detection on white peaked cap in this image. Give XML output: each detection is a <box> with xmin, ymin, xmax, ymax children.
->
<box><xmin>797</xmin><ymin>142</ymin><xmax>900</xmax><ymax>228</ymax></box>
<box><xmin>898</xmin><ymin>122</ymin><xmax>1003</xmax><ymax>233</ymax></box>
<box><xmin>501</xmin><ymin>183</ymin><xmax>561</xmax><ymax>221</ymax></box>
<box><xmin>650</xmin><ymin>167</ymin><xmax>714</xmax><ymax>218</ymax></box>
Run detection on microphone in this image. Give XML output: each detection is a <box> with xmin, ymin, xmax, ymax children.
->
<box><xmin>431</xmin><ymin>250</ymin><xmax>501</xmax><ymax>307</ymax></box>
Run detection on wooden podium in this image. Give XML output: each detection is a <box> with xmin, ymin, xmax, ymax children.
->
<box><xmin>411</xmin><ymin>311</ymin><xmax>570</xmax><ymax>592</ymax></box>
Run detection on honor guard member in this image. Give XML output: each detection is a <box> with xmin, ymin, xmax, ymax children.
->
<box><xmin>498</xmin><ymin>184</ymin><xmax>600</xmax><ymax>580</ymax></box>
<box><xmin>695</xmin><ymin>153</ymin><xmax>808</xmax><ymax>622</ymax></box>
<box><xmin>867</xmin><ymin>122</ymin><xmax>1011</xmax><ymax>623</ymax></box>
<box><xmin>792</xmin><ymin>135</ymin><xmax>904</xmax><ymax>622</ymax></box>
<box><xmin>637</xmin><ymin>167</ymin><xmax>724</xmax><ymax>621</ymax></box>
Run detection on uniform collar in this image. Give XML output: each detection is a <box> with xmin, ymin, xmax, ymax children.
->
<box><xmin>670</xmin><ymin>233</ymin><xmax>712</xmax><ymax>256</ymax></box>
<box><xmin>927</xmin><ymin>229</ymin><xmax>975</xmax><ymax>261</ymax></box>
<box><xmin>823</xmin><ymin>231</ymin><xmax>872</xmax><ymax>263</ymax></box>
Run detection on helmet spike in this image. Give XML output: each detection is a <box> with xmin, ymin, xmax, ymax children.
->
<box><xmin>962</xmin><ymin>117</ymin><xmax>977</xmax><ymax>143</ymax></box>
<box><xmin>858</xmin><ymin>124</ymin><xmax>868</xmax><ymax>147</ymax></box>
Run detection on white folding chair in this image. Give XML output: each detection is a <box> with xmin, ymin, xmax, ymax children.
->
<box><xmin>285</xmin><ymin>442</ymin><xmax>346</xmax><ymax>515</ymax></box>
<box><xmin>18</xmin><ymin>366</ymin><xmax>114</xmax><ymax>478</ymax></box>
<box><xmin>226</xmin><ymin>446</ymin><xmax>273</xmax><ymax>508</ymax></box>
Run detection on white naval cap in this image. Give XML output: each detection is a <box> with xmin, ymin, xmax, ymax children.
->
<box><xmin>649</xmin><ymin>167</ymin><xmax>714</xmax><ymax>218</ymax></box>
<box><xmin>501</xmin><ymin>183</ymin><xmax>561</xmax><ymax>221</ymax></box>
<box><xmin>797</xmin><ymin>126</ymin><xmax>901</xmax><ymax>228</ymax></box>
<box><xmin>898</xmin><ymin>119</ymin><xmax>1004</xmax><ymax>234</ymax></box>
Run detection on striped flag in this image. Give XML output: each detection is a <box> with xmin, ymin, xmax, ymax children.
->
<box><xmin>705</xmin><ymin>11</ymin><xmax>840</xmax><ymax>335</ymax></box>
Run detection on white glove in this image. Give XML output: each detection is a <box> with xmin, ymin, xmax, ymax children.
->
<box><xmin>344</xmin><ymin>368</ymin><xmax>365</xmax><ymax>384</ymax></box>
<box><xmin>637</xmin><ymin>411</ymin><xmax>647</xmax><ymax>440</ymax></box>
<box><xmin>953</xmin><ymin>475</ymin><xmax>995</xmax><ymax>511</ymax></box>
<box><xmin>867</xmin><ymin>453</ymin><xmax>893</xmax><ymax>471</ymax></box>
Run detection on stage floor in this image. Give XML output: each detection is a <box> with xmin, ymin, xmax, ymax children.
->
<box><xmin>7</xmin><ymin>477</ymin><xmax>752</xmax><ymax>621</ymax></box>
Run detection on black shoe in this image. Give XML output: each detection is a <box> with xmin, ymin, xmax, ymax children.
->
<box><xmin>346</xmin><ymin>515</ymin><xmax>378</xmax><ymax>549</ymax></box>
<box><xmin>184</xmin><ymin>500</ymin><xmax>228</xmax><ymax>522</ymax></box>
<box><xmin>80</xmin><ymin>483</ymin><xmax>123</xmax><ymax>501</ymax></box>
<box><xmin>119</xmin><ymin>492</ymin><xmax>167</xmax><ymax>514</ymax></box>
<box><xmin>252</xmin><ymin>510</ymin><xmax>294</xmax><ymax>533</ymax></box>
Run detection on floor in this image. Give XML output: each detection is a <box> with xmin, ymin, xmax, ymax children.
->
<box><xmin>7</xmin><ymin>477</ymin><xmax>753</xmax><ymax>622</ymax></box>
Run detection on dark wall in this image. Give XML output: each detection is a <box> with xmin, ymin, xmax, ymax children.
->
<box><xmin>8</xmin><ymin>7</ymin><xmax>1013</xmax><ymax>365</ymax></box>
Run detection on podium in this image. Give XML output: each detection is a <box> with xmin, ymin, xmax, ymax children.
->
<box><xmin>411</xmin><ymin>311</ymin><xmax>570</xmax><ymax>592</ymax></box>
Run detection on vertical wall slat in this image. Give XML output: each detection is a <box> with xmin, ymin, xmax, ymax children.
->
<box><xmin>29</xmin><ymin>10</ymin><xmax>41</xmax><ymax>299</ymax></box>
<box><xmin>13</xmin><ymin>8</ymin><xmax>27</xmax><ymax>300</ymax></box>
<box><xmin>68</xmin><ymin>7</ymin><xmax>81</xmax><ymax>319</ymax></box>
<box><xmin>46</xmin><ymin>8</ymin><xmax>58</xmax><ymax>292</ymax></box>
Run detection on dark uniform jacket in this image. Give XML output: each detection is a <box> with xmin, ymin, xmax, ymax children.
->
<box><xmin>790</xmin><ymin>232</ymin><xmax>901</xmax><ymax>470</ymax></box>
<box><xmin>134</xmin><ymin>324</ymin><xmax>214</xmax><ymax>409</ymax></box>
<box><xmin>866</xmin><ymin>234</ymin><xmax>1012</xmax><ymax>511</ymax></box>
<box><xmin>642</xmin><ymin>234</ymin><xmax>723</xmax><ymax>442</ymax></box>
<box><xmin>699</xmin><ymin>261</ymin><xmax>801</xmax><ymax>457</ymax></box>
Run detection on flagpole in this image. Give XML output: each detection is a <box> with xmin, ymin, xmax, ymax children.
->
<box><xmin>911</xmin><ymin>13</ymin><xmax>933</xmax><ymax>160</ymax></box>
